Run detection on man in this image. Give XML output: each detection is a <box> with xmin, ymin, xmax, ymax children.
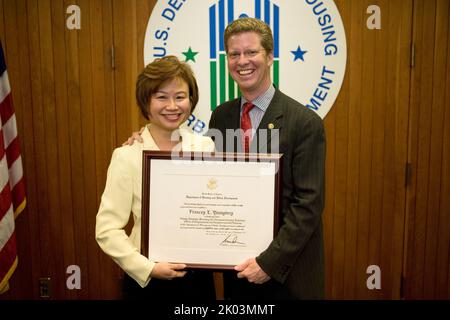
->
<box><xmin>126</xmin><ymin>17</ymin><xmax>325</xmax><ymax>300</ymax></box>
<box><xmin>208</xmin><ymin>17</ymin><xmax>326</xmax><ymax>299</ymax></box>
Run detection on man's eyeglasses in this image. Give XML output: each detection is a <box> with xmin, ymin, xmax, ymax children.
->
<box><xmin>226</xmin><ymin>49</ymin><xmax>264</xmax><ymax>60</ymax></box>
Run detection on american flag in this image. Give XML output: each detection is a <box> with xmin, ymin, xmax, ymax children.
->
<box><xmin>0</xmin><ymin>42</ymin><xmax>26</xmax><ymax>294</ymax></box>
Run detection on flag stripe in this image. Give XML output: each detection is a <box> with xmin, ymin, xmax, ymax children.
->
<box><xmin>0</xmin><ymin>256</ymin><xmax>17</xmax><ymax>294</ymax></box>
<box><xmin>9</xmin><ymin>162</ymin><xmax>25</xmax><ymax>200</ymax></box>
<box><xmin>12</xmin><ymin>188</ymin><xmax>26</xmax><ymax>218</ymax></box>
<box><xmin>0</xmin><ymin>233</ymin><xmax>17</xmax><ymax>292</ymax></box>
<box><xmin>5</xmin><ymin>137</ymin><xmax>21</xmax><ymax>169</ymax></box>
<box><xmin>0</xmin><ymin>41</ymin><xmax>26</xmax><ymax>293</ymax></box>
<box><xmin>0</xmin><ymin>182</ymin><xmax>12</xmax><ymax>221</ymax></box>
<box><xmin>0</xmin><ymin>71</ymin><xmax>11</xmax><ymax>104</ymax></box>
<box><xmin>0</xmin><ymin>149</ymin><xmax>8</xmax><ymax>191</ymax></box>
<box><xmin>0</xmin><ymin>236</ymin><xmax>17</xmax><ymax>276</ymax></box>
<box><xmin>0</xmin><ymin>203</ymin><xmax>14</xmax><ymax>250</ymax></box>
<box><xmin>0</xmin><ymin>132</ymin><xmax>4</xmax><ymax>161</ymax></box>
<box><xmin>2</xmin><ymin>113</ymin><xmax>18</xmax><ymax>149</ymax></box>
<box><xmin>0</xmin><ymin>93</ymin><xmax>13</xmax><ymax>122</ymax></box>
<box><xmin>9</xmin><ymin>156</ymin><xmax>24</xmax><ymax>189</ymax></box>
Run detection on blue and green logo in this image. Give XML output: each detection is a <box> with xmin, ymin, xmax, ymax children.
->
<box><xmin>144</xmin><ymin>0</ymin><xmax>347</xmax><ymax>134</ymax></box>
<box><xmin>208</xmin><ymin>0</ymin><xmax>280</xmax><ymax>111</ymax></box>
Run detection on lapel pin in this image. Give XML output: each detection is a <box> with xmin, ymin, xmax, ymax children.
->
<box><xmin>268</xmin><ymin>123</ymin><xmax>275</xmax><ymax>130</ymax></box>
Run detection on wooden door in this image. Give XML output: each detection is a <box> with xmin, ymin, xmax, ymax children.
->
<box><xmin>324</xmin><ymin>0</ymin><xmax>412</xmax><ymax>299</ymax></box>
<box><xmin>404</xmin><ymin>0</ymin><xmax>450</xmax><ymax>299</ymax></box>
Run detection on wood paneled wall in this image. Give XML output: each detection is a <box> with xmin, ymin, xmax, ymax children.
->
<box><xmin>0</xmin><ymin>0</ymin><xmax>155</xmax><ymax>299</ymax></box>
<box><xmin>325</xmin><ymin>0</ymin><xmax>413</xmax><ymax>299</ymax></box>
<box><xmin>0</xmin><ymin>0</ymin><xmax>448</xmax><ymax>300</ymax></box>
<box><xmin>405</xmin><ymin>0</ymin><xmax>450</xmax><ymax>299</ymax></box>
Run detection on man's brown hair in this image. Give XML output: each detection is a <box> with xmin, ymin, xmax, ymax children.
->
<box><xmin>224</xmin><ymin>17</ymin><xmax>274</xmax><ymax>54</ymax></box>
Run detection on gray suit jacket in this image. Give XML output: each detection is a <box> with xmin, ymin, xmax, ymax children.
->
<box><xmin>209</xmin><ymin>89</ymin><xmax>326</xmax><ymax>299</ymax></box>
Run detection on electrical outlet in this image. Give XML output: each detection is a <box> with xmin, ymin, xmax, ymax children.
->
<box><xmin>39</xmin><ymin>277</ymin><xmax>51</xmax><ymax>298</ymax></box>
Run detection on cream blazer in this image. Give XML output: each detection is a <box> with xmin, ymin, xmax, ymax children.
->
<box><xmin>95</xmin><ymin>126</ymin><xmax>215</xmax><ymax>287</ymax></box>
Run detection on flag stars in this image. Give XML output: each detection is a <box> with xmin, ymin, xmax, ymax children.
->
<box><xmin>182</xmin><ymin>47</ymin><xmax>199</xmax><ymax>62</ymax></box>
<box><xmin>291</xmin><ymin>46</ymin><xmax>308</xmax><ymax>62</ymax></box>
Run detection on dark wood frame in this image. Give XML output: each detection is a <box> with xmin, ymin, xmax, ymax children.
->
<box><xmin>141</xmin><ymin>151</ymin><xmax>282</xmax><ymax>269</ymax></box>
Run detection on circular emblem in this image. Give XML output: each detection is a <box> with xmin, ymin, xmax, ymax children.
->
<box><xmin>144</xmin><ymin>0</ymin><xmax>347</xmax><ymax>134</ymax></box>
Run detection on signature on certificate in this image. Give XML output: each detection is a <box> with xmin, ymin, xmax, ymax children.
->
<box><xmin>219</xmin><ymin>233</ymin><xmax>246</xmax><ymax>246</ymax></box>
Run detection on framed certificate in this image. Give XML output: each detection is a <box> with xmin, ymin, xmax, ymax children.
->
<box><xmin>141</xmin><ymin>151</ymin><xmax>282</xmax><ymax>270</ymax></box>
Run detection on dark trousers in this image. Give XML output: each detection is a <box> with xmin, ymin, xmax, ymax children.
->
<box><xmin>122</xmin><ymin>270</ymin><xmax>216</xmax><ymax>301</ymax></box>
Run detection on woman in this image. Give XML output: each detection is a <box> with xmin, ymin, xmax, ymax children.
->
<box><xmin>95</xmin><ymin>56</ymin><xmax>215</xmax><ymax>300</ymax></box>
